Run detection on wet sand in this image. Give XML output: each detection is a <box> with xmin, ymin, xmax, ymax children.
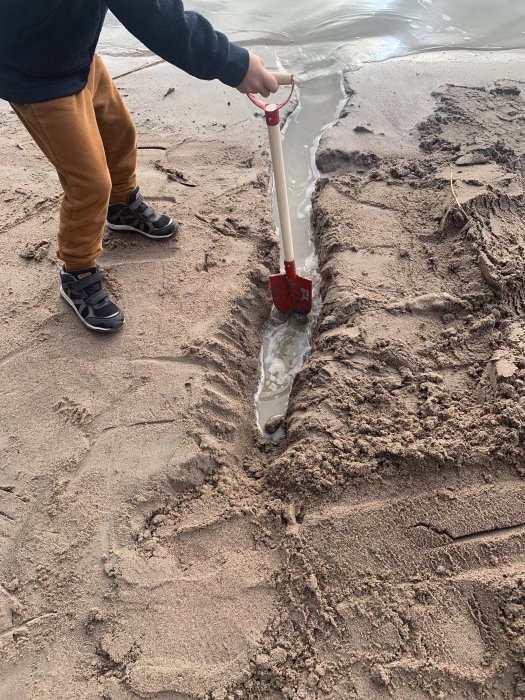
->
<box><xmin>0</xmin><ymin>63</ymin><xmax>280</xmax><ymax>698</ymax></box>
<box><xmin>2</xmin><ymin>51</ymin><xmax>525</xmax><ymax>699</ymax></box>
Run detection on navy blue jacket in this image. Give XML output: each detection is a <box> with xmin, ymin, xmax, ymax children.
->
<box><xmin>0</xmin><ymin>0</ymin><xmax>249</xmax><ymax>104</ymax></box>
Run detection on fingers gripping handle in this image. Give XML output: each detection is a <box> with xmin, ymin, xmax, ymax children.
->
<box><xmin>247</xmin><ymin>73</ymin><xmax>295</xmax><ymax>111</ymax></box>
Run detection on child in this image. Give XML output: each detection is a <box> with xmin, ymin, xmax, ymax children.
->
<box><xmin>0</xmin><ymin>0</ymin><xmax>279</xmax><ymax>332</ymax></box>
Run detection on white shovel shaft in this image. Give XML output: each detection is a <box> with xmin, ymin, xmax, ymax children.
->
<box><xmin>267</xmin><ymin>116</ymin><xmax>294</xmax><ymax>263</ymax></box>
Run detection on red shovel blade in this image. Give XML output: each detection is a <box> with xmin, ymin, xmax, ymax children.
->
<box><xmin>269</xmin><ymin>273</ymin><xmax>313</xmax><ymax>315</ymax></box>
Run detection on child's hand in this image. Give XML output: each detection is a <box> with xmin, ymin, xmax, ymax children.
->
<box><xmin>236</xmin><ymin>53</ymin><xmax>279</xmax><ymax>97</ymax></box>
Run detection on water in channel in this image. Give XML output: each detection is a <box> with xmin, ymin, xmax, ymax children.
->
<box><xmin>254</xmin><ymin>75</ymin><xmax>345</xmax><ymax>434</ymax></box>
<box><xmin>100</xmin><ymin>0</ymin><xmax>525</xmax><ymax>434</ymax></box>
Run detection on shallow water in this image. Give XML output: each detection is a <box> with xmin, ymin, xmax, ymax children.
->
<box><xmin>100</xmin><ymin>1</ymin><xmax>525</xmax><ymax>434</ymax></box>
<box><xmin>101</xmin><ymin>1</ymin><xmax>525</xmax><ymax>77</ymax></box>
<box><xmin>254</xmin><ymin>74</ymin><xmax>346</xmax><ymax>433</ymax></box>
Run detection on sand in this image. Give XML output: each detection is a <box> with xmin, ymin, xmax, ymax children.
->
<box><xmin>2</xmin><ymin>50</ymin><xmax>525</xmax><ymax>699</ymax></box>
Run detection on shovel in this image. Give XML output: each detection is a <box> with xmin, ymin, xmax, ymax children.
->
<box><xmin>248</xmin><ymin>74</ymin><xmax>313</xmax><ymax>315</ymax></box>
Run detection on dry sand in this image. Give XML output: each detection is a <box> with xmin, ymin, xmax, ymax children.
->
<box><xmin>2</xmin><ymin>51</ymin><xmax>525</xmax><ymax>699</ymax></box>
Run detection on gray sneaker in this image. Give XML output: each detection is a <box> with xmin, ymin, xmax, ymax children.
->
<box><xmin>106</xmin><ymin>186</ymin><xmax>178</xmax><ymax>239</ymax></box>
<box><xmin>60</xmin><ymin>266</ymin><xmax>124</xmax><ymax>333</ymax></box>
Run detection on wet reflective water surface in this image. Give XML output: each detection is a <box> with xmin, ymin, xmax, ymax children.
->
<box><xmin>102</xmin><ymin>1</ymin><xmax>525</xmax><ymax>77</ymax></box>
<box><xmin>100</xmin><ymin>1</ymin><xmax>525</xmax><ymax>434</ymax></box>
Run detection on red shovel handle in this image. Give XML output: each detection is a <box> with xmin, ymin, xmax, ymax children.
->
<box><xmin>248</xmin><ymin>73</ymin><xmax>295</xmax><ymax>112</ymax></box>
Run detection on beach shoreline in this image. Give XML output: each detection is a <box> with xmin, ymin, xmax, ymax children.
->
<box><xmin>2</xmin><ymin>50</ymin><xmax>525</xmax><ymax>699</ymax></box>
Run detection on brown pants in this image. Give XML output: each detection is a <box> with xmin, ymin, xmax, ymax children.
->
<box><xmin>11</xmin><ymin>55</ymin><xmax>137</xmax><ymax>270</ymax></box>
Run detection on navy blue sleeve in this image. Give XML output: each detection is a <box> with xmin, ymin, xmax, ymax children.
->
<box><xmin>105</xmin><ymin>0</ymin><xmax>249</xmax><ymax>87</ymax></box>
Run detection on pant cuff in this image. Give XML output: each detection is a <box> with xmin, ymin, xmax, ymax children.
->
<box><xmin>58</xmin><ymin>253</ymin><xmax>99</xmax><ymax>271</ymax></box>
<box><xmin>110</xmin><ymin>181</ymin><xmax>137</xmax><ymax>204</ymax></box>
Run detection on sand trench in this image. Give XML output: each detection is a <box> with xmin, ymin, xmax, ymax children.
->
<box><xmin>2</xmin><ymin>53</ymin><xmax>525</xmax><ymax>699</ymax></box>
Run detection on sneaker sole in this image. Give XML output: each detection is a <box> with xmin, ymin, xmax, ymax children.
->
<box><xmin>60</xmin><ymin>288</ymin><xmax>124</xmax><ymax>333</ymax></box>
<box><xmin>105</xmin><ymin>220</ymin><xmax>178</xmax><ymax>239</ymax></box>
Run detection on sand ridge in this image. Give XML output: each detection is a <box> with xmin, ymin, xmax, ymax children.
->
<box><xmin>244</xmin><ymin>57</ymin><xmax>525</xmax><ymax>699</ymax></box>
